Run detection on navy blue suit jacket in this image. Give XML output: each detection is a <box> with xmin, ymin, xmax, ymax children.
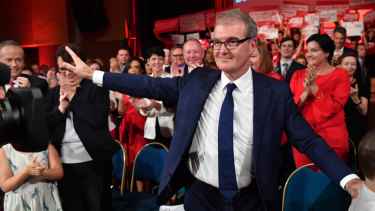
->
<box><xmin>103</xmin><ymin>68</ymin><xmax>353</xmax><ymax>211</ymax></box>
<box><xmin>277</xmin><ymin>61</ymin><xmax>306</xmax><ymax>84</ymax></box>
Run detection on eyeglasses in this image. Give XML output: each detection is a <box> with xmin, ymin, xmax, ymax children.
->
<box><xmin>172</xmin><ymin>54</ymin><xmax>184</xmax><ymax>57</ymax></box>
<box><xmin>58</xmin><ymin>67</ymin><xmax>70</xmax><ymax>74</ymax></box>
<box><xmin>209</xmin><ymin>37</ymin><xmax>251</xmax><ymax>50</ymax></box>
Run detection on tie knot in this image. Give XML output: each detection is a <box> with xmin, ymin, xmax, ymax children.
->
<box><xmin>226</xmin><ymin>83</ymin><xmax>236</xmax><ymax>94</ymax></box>
<box><xmin>282</xmin><ymin>63</ymin><xmax>288</xmax><ymax>68</ymax></box>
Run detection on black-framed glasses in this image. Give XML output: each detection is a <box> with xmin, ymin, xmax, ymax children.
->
<box><xmin>209</xmin><ymin>37</ymin><xmax>251</xmax><ymax>50</ymax></box>
<box><xmin>58</xmin><ymin>67</ymin><xmax>69</xmax><ymax>74</ymax></box>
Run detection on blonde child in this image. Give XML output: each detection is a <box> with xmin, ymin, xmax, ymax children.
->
<box><xmin>0</xmin><ymin>142</ymin><xmax>63</xmax><ymax>210</ymax></box>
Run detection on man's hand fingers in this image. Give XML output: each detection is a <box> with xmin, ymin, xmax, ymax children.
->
<box><xmin>65</xmin><ymin>46</ymin><xmax>81</xmax><ymax>64</ymax></box>
<box><xmin>62</xmin><ymin>62</ymin><xmax>76</xmax><ymax>72</ymax></box>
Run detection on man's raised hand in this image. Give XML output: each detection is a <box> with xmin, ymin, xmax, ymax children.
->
<box><xmin>62</xmin><ymin>46</ymin><xmax>94</xmax><ymax>80</ymax></box>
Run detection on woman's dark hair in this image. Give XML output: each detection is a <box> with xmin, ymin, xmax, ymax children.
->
<box><xmin>55</xmin><ymin>43</ymin><xmax>86</xmax><ymax>63</ymax></box>
<box><xmin>338</xmin><ymin>52</ymin><xmax>358</xmax><ymax>65</ymax></box>
<box><xmin>147</xmin><ymin>46</ymin><xmax>165</xmax><ymax>58</ymax></box>
<box><xmin>307</xmin><ymin>34</ymin><xmax>335</xmax><ymax>63</ymax></box>
<box><xmin>124</xmin><ymin>56</ymin><xmax>145</xmax><ymax>74</ymax></box>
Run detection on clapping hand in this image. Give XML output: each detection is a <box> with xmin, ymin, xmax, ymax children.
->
<box><xmin>305</xmin><ymin>65</ymin><xmax>317</xmax><ymax>86</ymax></box>
<box><xmin>17</xmin><ymin>76</ymin><xmax>31</xmax><ymax>88</ymax></box>
<box><xmin>25</xmin><ymin>156</ymin><xmax>45</xmax><ymax>176</ymax></box>
<box><xmin>350</xmin><ymin>84</ymin><xmax>359</xmax><ymax>99</ymax></box>
<box><xmin>170</xmin><ymin>61</ymin><xmax>184</xmax><ymax>77</ymax></box>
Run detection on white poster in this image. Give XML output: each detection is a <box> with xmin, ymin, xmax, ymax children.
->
<box><xmin>342</xmin><ymin>21</ymin><xmax>364</xmax><ymax>37</ymax></box>
<box><xmin>186</xmin><ymin>33</ymin><xmax>200</xmax><ymax>41</ymax></box>
<box><xmin>171</xmin><ymin>34</ymin><xmax>185</xmax><ymax>45</ymax></box>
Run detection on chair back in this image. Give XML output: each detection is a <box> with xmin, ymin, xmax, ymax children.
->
<box><xmin>130</xmin><ymin>142</ymin><xmax>168</xmax><ymax>192</ymax></box>
<box><xmin>112</xmin><ymin>140</ymin><xmax>127</xmax><ymax>195</ymax></box>
<box><xmin>282</xmin><ymin>164</ymin><xmax>351</xmax><ymax>211</ymax></box>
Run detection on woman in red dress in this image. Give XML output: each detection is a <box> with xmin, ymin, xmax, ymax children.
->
<box><xmin>290</xmin><ymin>34</ymin><xmax>351</xmax><ymax>169</ymax></box>
<box><xmin>115</xmin><ymin>57</ymin><xmax>148</xmax><ymax>173</ymax></box>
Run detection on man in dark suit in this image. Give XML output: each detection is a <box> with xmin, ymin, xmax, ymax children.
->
<box><xmin>331</xmin><ymin>27</ymin><xmax>358</xmax><ymax>66</ymax></box>
<box><xmin>164</xmin><ymin>46</ymin><xmax>189</xmax><ymax>77</ymax></box>
<box><xmin>277</xmin><ymin>37</ymin><xmax>306</xmax><ymax>84</ymax></box>
<box><xmin>0</xmin><ymin>40</ymin><xmax>49</xmax><ymax>99</ymax></box>
<box><xmin>45</xmin><ymin>44</ymin><xmax>118</xmax><ymax>211</ymax></box>
<box><xmin>62</xmin><ymin>11</ymin><xmax>363</xmax><ymax>211</ymax></box>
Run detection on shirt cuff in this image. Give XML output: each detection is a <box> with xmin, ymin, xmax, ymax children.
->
<box><xmin>340</xmin><ymin>174</ymin><xmax>360</xmax><ymax>190</ymax></box>
<box><xmin>92</xmin><ymin>70</ymin><xmax>105</xmax><ymax>87</ymax></box>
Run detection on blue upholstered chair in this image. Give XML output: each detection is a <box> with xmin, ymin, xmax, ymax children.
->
<box><xmin>282</xmin><ymin>164</ymin><xmax>351</xmax><ymax>211</ymax></box>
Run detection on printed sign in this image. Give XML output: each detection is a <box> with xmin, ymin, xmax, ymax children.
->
<box><xmin>342</xmin><ymin>21</ymin><xmax>364</xmax><ymax>37</ymax></box>
<box><xmin>171</xmin><ymin>34</ymin><xmax>185</xmax><ymax>45</ymax></box>
<box><xmin>302</xmin><ymin>26</ymin><xmax>319</xmax><ymax>40</ymax></box>
<box><xmin>304</xmin><ymin>14</ymin><xmax>320</xmax><ymax>27</ymax></box>
<box><xmin>270</xmin><ymin>12</ymin><xmax>284</xmax><ymax>25</ymax></box>
<box><xmin>364</xmin><ymin>10</ymin><xmax>375</xmax><ymax>28</ymax></box>
<box><xmin>287</xmin><ymin>16</ymin><xmax>304</xmax><ymax>28</ymax></box>
<box><xmin>342</xmin><ymin>13</ymin><xmax>359</xmax><ymax>22</ymax></box>
<box><xmin>258</xmin><ymin>28</ymin><xmax>279</xmax><ymax>39</ymax></box>
<box><xmin>186</xmin><ymin>32</ymin><xmax>200</xmax><ymax>40</ymax></box>
<box><xmin>249</xmin><ymin>6</ymin><xmax>279</xmax><ymax>26</ymax></box>
<box><xmin>204</xmin><ymin>9</ymin><xmax>216</xmax><ymax>28</ymax></box>
<box><xmin>319</xmin><ymin>10</ymin><xmax>338</xmax><ymax>22</ymax></box>
<box><xmin>320</xmin><ymin>27</ymin><xmax>336</xmax><ymax>39</ymax></box>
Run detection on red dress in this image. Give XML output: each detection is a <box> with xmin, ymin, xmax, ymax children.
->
<box><xmin>289</xmin><ymin>68</ymin><xmax>350</xmax><ymax>168</ymax></box>
<box><xmin>118</xmin><ymin>95</ymin><xmax>147</xmax><ymax>171</ymax></box>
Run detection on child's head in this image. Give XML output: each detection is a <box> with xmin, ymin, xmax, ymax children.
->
<box><xmin>358</xmin><ymin>129</ymin><xmax>375</xmax><ymax>181</ymax></box>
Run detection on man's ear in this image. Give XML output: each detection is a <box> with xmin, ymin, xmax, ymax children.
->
<box><xmin>249</xmin><ymin>38</ymin><xmax>257</xmax><ymax>54</ymax></box>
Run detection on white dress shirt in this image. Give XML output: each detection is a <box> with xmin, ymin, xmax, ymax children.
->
<box><xmin>60</xmin><ymin>112</ymin><xmax>92</xmax><ymax>163</ymax></box>
<box><xmin>187</xmin><ymin>67</ymin><xmax>254</xmax><ymax>189</ymax></box>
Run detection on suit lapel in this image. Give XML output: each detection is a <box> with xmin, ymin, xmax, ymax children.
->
<box><xmin>252</xmin><ymin>70</ymin><xmax>271</xmax><ymax>166</ymax></box>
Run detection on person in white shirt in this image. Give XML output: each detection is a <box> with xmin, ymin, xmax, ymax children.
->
<box><xmin>349</xmin><ymin>129</ymin><xmax>375</xmax><ymax>211</ymax></box>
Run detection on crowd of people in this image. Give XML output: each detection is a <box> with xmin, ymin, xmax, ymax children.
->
<box><xmin>0</xmin><ymin>9</ymin><xmax>374</xmax><ymax>211</ymax></box>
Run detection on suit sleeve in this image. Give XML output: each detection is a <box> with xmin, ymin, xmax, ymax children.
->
<box><xmin>103</xmin><ymin>72</ymin><xmax>182</xmax><ymax>103</ymax></box>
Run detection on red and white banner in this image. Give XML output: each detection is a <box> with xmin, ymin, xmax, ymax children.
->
<box><xmin>342</xmin><ymin>21</ymin><xmax>364</xmax><ymax>37</ymax></box>
<box><xmin>154</xmin><ymin>18</ymin><xmax>179</xmax><ymax>34</ymax></box>
<box><xmin>179</xmin><ymin>12</ymin><xmax>206</xmax><ymax>33</ymax></box>
<box><xmin>249</xmin><ymin>6</ymin><xmax>279</xmax><ymax>26</ymax></box>
<box><xmin>319</xmin><ymin>10</ymin><xmax>338</xmax><ymax>22</ymax></box>
<box><xmin>204</xmin><ymin>9</ymin><xmax>216</xmax><ymax>28</ymax></box>
<box><xmin>282</xmin><ymin>1</ymin><xmax>309</xmax><ymax>18</ymax></box>
<box><xmin>342</xmin><ymin>13</ymin><xmax>359</xmax><ymax>22</ymax></box>
<box><xmin>258</xmin><ymin>27</ymin><xmax>279</xmax><ymax>39</ymax></box>
<box><xmin>364</xmin><ymin>10</ymin><xmax>375</xmax><ymax>28</ymax></box>
<box><xmin>320</xmin><ymin>27</ymin><xmax>336</xmax><ymax>39</ymax></box>
<box><xmin>349</xmin><ymin>0</ymin><xmax>375</xmax><ymax>9</ymax></box>
<box><xmin>302</xmin><ymin>26</ymin><xmax>319</xmax><ymax>40</ymax></box>
<box><xmin>304</xmin><ymin>14</ymin><xmax>320</xmax><ymax>27</ymax></box>
<box><xmin>316</xmin><ymin>1</ymin><xmax>349</xmax><ymax>19</ymax></box>
<box><xmin>287</xmin><ymin>16</ymin><xmax>304</xmax><ymax>28</ymax></box>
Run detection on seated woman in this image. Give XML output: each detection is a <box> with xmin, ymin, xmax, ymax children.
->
<box><xmin>250</xmin><ymin>41</ymin><xmax>283</xmax><ymax>81</ymax></box>
<box><xmin>339</xmin><ymin>52</ymin><xmax>370</xmax><ymax>148</ymax></box>
<box><xmin>290</xmin><ymin>34</ymin><xmax>351</xmax><ymax>169</ymax></box>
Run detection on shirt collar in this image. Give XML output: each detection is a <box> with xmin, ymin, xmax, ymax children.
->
<box><xmin>219</xmin><ymin>66</ymin><xmax>252</xmax><ymax>93</ymax></box>
<box><xmin>280</xmin><ymin>59</ymin><xmax>293</xmax><ymax>67</ymax></box>
<box><xmin>334</xmin><ymin>47</ymin><xmax>344</xmax><ymax>55</ymax></box>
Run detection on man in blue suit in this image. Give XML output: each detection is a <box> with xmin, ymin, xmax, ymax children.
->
<box><xmin>62</xmin><ymin>10</ymin><xmax>362</xmax><ymax>211</ymax></box>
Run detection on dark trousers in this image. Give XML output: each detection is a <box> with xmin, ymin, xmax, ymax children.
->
<box><xmin>184</xmin><ymin>179</ymin><xmax>265</xmax><ymax>211</ymax></box>
<box><xmin>58</xmin><ymin>160</ymin><xmax>112</xmax><ymax>211</ymax></box>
